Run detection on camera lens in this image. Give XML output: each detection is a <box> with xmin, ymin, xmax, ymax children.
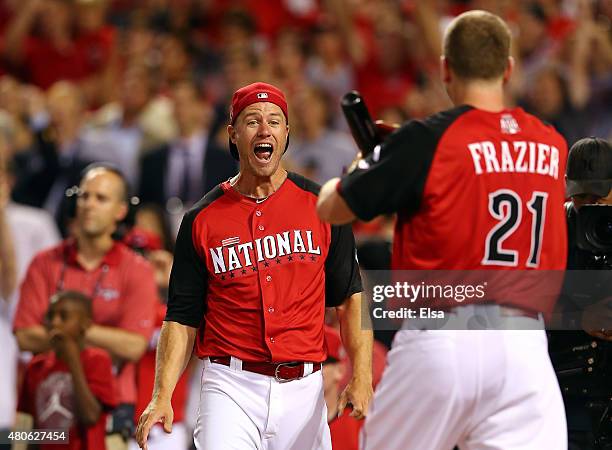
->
<box><xmin>591</xmin><ymin>216</ymin><xmax>612</xmax><ymax>247</ymax></box>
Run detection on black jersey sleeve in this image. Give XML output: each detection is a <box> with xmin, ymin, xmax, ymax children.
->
<box><xmin>165</xmin><ymin>209</ymin><xmax>208</xmax><ymax>327</ymax></box>
<box><xmin>325</xmin><ymin>223</ymin><xmax>363</xmax><ymax>307</ymax></box>
<box><xmin>339</xmin><ymin>106</ymin><xmax>471</xmax><ymax>221</ymax></box>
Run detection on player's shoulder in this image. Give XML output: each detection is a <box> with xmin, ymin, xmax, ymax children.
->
<box><xmin>421</xmin><ymin>104</ymin><xmax>474</xmax><ymax>131</ymax></box>
<box><xmin>194</xmin><ymin>183</ymin><xmax>227</xmax><ymax>209</ymax></box>
<box><xmin>514</xmin><ymin>107</ymin><xmax>566</xmax><ymax>142</ymax></box>
<box><xmin>286</xmin><ymin>172</ymin><xmax>321</xmax><ymax>196</ymax></box>
<box><xmin>392</xmin><ymin>105</ymin><xmax>473</xmax><ymax>144</ymax></box>
<box><xmin>185</xmin><ymin>184</ymin><xmax>228</xmax><ymax>220</ymax></box>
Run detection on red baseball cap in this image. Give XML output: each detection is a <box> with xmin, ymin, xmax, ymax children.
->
<box><xmin>229</xmin><ymin>82</ymin><xmax>289</xmax><ymax>124</ymax></box>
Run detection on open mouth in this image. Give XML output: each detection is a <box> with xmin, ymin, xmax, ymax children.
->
<box><xmin>253</xmin><ymin>143</ymin><xmax>273</xmax><ymax>162</ymax></box>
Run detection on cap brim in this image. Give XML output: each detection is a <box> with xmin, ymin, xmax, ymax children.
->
<box><xmin>566</xmin><ymin>179</ymin><xmax>612</xmax><ymax>198</ymax></box>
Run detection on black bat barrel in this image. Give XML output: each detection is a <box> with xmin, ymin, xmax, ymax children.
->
<box><xmin>341</xmin><ymin>91</ymin><xmax>379</xmax><ymax>156</ymax></box>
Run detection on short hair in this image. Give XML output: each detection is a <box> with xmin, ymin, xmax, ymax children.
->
<box><xmin>443</xmin><ymin>10</ymin><xmax>511</xmax><ymax>81</ymax></box>
<box><xmin>80</xmin><ymin>162</ymin><xmax>130</xmax><ymax>203</ymax></box>
<box><xmin>49</xmin><ymin>290</ymin><xmax>93</xmax><ymax>318</ymax></box>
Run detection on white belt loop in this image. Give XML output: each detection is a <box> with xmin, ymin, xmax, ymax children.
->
<box><xmin>303</xmin><ymin>362</ymin><xmax>313</xmax><ymax>376</ymax></box>
<box><xmin>230</xmin><ymin>356</ymin><xmax>243</xmax><ymax>371</ymax></box>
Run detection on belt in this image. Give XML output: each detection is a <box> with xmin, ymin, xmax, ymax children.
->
<box><xmin>209</xmin><ymin>356</ymin><xmax>321</xmax><ymax>382</ymax></box>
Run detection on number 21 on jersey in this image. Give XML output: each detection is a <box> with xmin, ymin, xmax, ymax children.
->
<box><xmin>482</xmin><ymin>189</ymin><xmax>548</xmax><ymax>268</ymax></box>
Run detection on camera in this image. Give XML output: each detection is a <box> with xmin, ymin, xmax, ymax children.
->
<box><xmin>575</xmin><ymin>205</ymin><xmax>612</xmax><ymax>268</ymax></box>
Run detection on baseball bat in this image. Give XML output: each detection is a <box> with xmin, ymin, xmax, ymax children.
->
<box><xmin>341</xmin><ymin>91</ymin><xmax>380</xmax><ymax>157</ymax></box>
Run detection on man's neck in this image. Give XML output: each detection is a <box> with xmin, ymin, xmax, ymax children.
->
<box><xmin>453</xmin><ymin>80</ymin><xmax>506</xmax><ymax>112</ymax></box>
<box><xmin>232</xmin><ymin>168</ymin><xmax>288</xmax><ymax>200</ymax></box>
<box><xmin>76</xmin><ymin>233</ymin><xmax>114</xmax><ymax>270</ymax></box>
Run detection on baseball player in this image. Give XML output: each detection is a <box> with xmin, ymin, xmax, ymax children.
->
<box><xmin>136</xmin><ymin>82</ymin><xmax>373</xmax><ymax>450</ymax></box>
<box><xmin>318</xmin><ymin>10</ymin><xmax>568</xmax><ymax>450</ymax></box>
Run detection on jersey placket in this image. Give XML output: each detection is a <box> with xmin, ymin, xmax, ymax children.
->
<box><xmin>251</xmin><ymin>202</ymin><xmax>278</xmax><ymax>358</ymax></box>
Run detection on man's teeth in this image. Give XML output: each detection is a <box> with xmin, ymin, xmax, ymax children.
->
<box><xmin>254</xmin><ymin>144</ymin><xmax>273</xmax><ymax>160</ymax></box>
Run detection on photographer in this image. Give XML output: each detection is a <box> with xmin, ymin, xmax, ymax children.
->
<box><xmin>553</xmin><ymin>137</ymin><xmax>612</xmax><ymax>450</ymax></box>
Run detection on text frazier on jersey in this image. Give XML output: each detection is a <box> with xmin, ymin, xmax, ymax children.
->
<box><xmin>468</xmin><ymin>140</ymin><xmax>560</xmax><ymax>179</ymax></box>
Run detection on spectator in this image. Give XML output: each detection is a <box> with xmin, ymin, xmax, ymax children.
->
<box><xmin>305</xmin><ymin>20</ymin><xmax>355</xmax><ymax>129</ymax></box>
<box><xmin>328</xmin><ymin>0</ymin><xmax>415</xmax><ymax>116</ymax></box>
<box><xmin>521</xmin><ymin>64</ymin><xmax>591</xmax><ymax>146</ymax></box>
<box><xmin>157</xmin><ymin>34</ymin><xmax>193</xmax><ymax>93</ymax></box>
<box><xmin>3</xmin><ymin>0</ymin><xmax>78</xmax><ymax>89</ymax></box>
<box><xmin>0</xmin><ymin>77</ymin><xmax>34</xmax><ymax>152</ymax></box>
<box><xmin>138</xmin><ymin>79</ymin><xmax>236</xmax><ymax>224</ymax></box>
<box><xmin>133</xmin><ymin>203</ymin><xmax>174</xmax><ymax>252</ymax></box>
<box><xmin>73</xmin><ymin>0</ymin><xmax>118</xmax><ymax>107</ymax></box>
<box><xmin>11</xmin><ymin>81</ymin><xmax>91</xmax><ymax>228</ymax></box>
<box><xmin>18</xmin><ymin>291</ymin><xmax>117</xmax><ymax>450</ymax></box>
<box><xmin>289</xmin><ymin>86</ymin><xmax>356</xmax><ymax>184</ymax></box>
<box><xmin>2</xmin><ymin>0</ymin><xmax>116</xmax><ymax>102</ymax></box>
<box><xmin>0</xmin><ymin>112</ymin><xmax>60</xmax><ymax>443</ymax></box>
<box><xmin>81</xmin><ymin>66</ymin><xmax>155</xmax><ymax>187</ymax></box>
<box><xmin>13</xmin><ymin>164</ymin><xmax>158</xmax><ymax>450</ymax></box>
<box><xmin>273</xmin><ymin>28</ymin><xmax>309</xmax><ymax>93</ymax></box>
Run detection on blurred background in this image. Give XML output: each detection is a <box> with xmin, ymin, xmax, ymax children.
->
<box><xmin>0</xmin><ymin>0</ymin><xmax>610</xmax><ymax>449</ymax></box>
<box><xmin>0</xmin><ymin>0</ymin><xmax>611</xmax><ymax>231</ymax></box>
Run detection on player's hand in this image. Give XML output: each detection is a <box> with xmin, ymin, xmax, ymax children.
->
<box><xmin>345</xmin><ymin>151</ymin><xmax>364</xmax><ymax>175</ymax></box>
<box><xmin>136</xmin><ymin>397</ymin><xmax>174</xmax><ymax>450</ymax></box>
<box><xmin>337</xmin><ymin>376</ymin><xmax>373</xmax><ymax>420</ymax></box>
<box><xmin>581</xmin><ymin>298</ymin><xmax>612</xmax><ymax>341</ymax></box>
<box><xmin>345</xmin><ymin>120</ymin><xmax>399</xmax><ymax>174</ymax></box>
<box><xmin>374</xmin><ymin>119</ymin><xmax>400</xmax><ymax>138</ymax></box>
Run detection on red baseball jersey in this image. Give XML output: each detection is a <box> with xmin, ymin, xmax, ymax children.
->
<box><xmin>13</xmin><ymin>239</ymin><xmax>158</xmax><ymax>403</ymax></box>
<box><xmin>18</xmin><ymin>348</ymin><xmax>117</xmax><ymax>450</ymax></box>
<box><xmin>339</xmin><ymin>106</ymin><xmax>568</xmax><ymax>313</ymax></box>
<box><xmin>165</xmin><ymin>172</ymin><xmax>362</xmax><ymax>363</ymax></box>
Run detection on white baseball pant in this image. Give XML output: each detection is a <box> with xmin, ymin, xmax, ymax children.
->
<box><xmin>194</xmin><ymin>357</ymin><xmax>331</xmax><ymax>450</ymax></box>
<box><xmin>362</xmin><ymin>310</ymin><xmax>567</xmax><ymax>450</ymax></box>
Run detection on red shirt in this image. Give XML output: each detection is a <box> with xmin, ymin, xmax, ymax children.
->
<box><xmin>340</xmin><ymin>106</ymin><xmax>568</xmax><ymax>313</ymax></box>
<box><xmin>166</xmin><ymin>172</ymin><xmax>361</xmax><ymax>363</ymax></box>
<box><xmin>329</xmin><ymin>408</ymin><xmax>363</xmax><ymax>450</ymax></box>
<box><xmin>14</xmin><ymin>240</ymin><xmax>158</xmax><ymax>403</ymax></box>
<box><xmin>17</xmin><ymin>27</ymin><xmax>116</xmax><ymax>89</ymax></box>
<box><xmin>18</xmin><ymin>348</ymin><xmax>117</xmax><ymax>450</ymax></box>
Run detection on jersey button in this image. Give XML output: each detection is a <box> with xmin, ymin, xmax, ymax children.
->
<box><xmin>270</xmin><ymin>337</ymin><xmax>275</xmax><ymax>343</ymax></box>
<box><xmin>258</xmin><ymin>225</ymin><xmax>265</xmax><ymax>231</ymax></box>
<box><xmin>256</xmin><ymin>210</ymin><xmax>262</xmax><ymax>217</ymax></box>
<box><xmin>268</xmin><ymin>306</ymin><xmax>275</xmax><ymax>313</ymax></box>
<box><xmin>266</xmin><ymin>275</ymin><xmax>272</xmax><ymax>282</ymax></box>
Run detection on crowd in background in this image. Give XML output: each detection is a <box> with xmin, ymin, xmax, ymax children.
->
<box><xmin>0</xmin><ymin>0</ymin><xmax>610</xmax><ymax>449</ymax></box>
